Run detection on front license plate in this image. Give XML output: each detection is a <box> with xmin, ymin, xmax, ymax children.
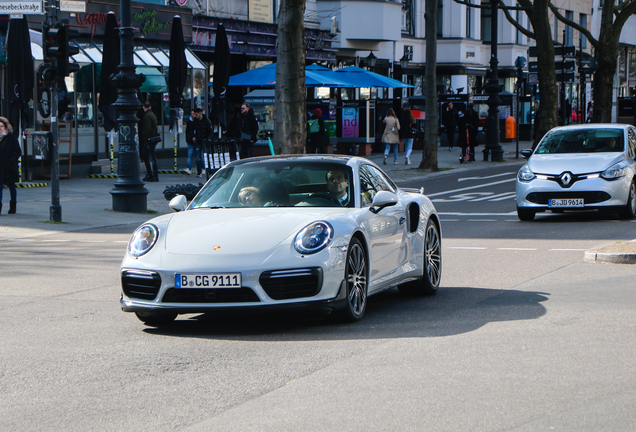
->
<box><xmin>175</xmin><ymin>273</ymin><xmax>241</xmax><ymax>288</ymax></box>
<box><xmin>549</xmin><ymin>198</ymin><xmax>584</xmax><ymax>208</ymax></box>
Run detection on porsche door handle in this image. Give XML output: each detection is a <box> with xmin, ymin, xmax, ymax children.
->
<box><xmin>399</xmin><ymin>217</ymin><xmax>406</xmax><ymax>225</ymax></box>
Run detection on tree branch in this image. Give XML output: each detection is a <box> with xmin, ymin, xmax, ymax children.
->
<box><xmin>548</xmin><ymin>2</ymin><xmax>598</xmax><ymax>46</ymax></box>
<box><xmin>499</xmin><ymin>0</ymin><xmax>535</xmax><ymax>39</ymax></box>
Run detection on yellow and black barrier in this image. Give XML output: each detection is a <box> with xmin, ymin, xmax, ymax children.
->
<box><xmin>87</xmin><ymin>174</ymin><xmax>118</xmax><ymax>178</ymax></box>
<box><xmin>15</xmin><ymin>182</ymin><xmax>48</xmax><ymax>188</ymax></box>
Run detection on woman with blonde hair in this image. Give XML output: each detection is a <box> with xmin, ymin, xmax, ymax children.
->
<box><xmin>0</xmin><ymin>117</ymin><xmax>20</xmax><ymax>214</ymax></box>
<box><xmin>382</xmin><ymin>108</ymin><xmax>400</xmax><ymax>164</ymax></box>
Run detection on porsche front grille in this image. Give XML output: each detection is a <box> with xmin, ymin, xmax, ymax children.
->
<box><xmin>122</xmin><ymin>270</ymin><xmax>161</xmax><ymax>300</ymax></box>
<box><xmin>259</xmin><ymin>268</ymin><xmax>323</xmax><ymax>300</ymax></box>
<box><xmin>162</xmin><ymin>287</ymin><xmax>260</xmax><ymax>303</ymax></box>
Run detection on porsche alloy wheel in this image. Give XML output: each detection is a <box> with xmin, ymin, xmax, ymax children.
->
<box><xmin>341</xmin><ymin>238</ymin><xmax>368</xmax><ymax>322</ymax></box>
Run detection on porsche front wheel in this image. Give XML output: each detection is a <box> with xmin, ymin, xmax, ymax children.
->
<box><xmin>339</xmin><ymin>238</ymin><xmax>368</xmax><ymax>322</ymax></box>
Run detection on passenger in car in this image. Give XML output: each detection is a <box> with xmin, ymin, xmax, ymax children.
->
<box><xmin>238</xmin><ymin>187</ymin><xmax>264</xmax><ymax>207</ymax></box>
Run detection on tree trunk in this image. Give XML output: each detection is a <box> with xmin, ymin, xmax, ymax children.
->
<box><xmin>274</xmin><ymin>0</ymin><xmax>307</xmax><ymax>154</ymax></box>
<box><xmin>592</xmin><ymin>0</ymin><xmax>619</xmax><ymax>123</ymax></box>
<box><xmin>530</xmin><ymin>0</ymin><xmax>558</xmax><ymax>147</ymax></box>
<box><xmin>419</xmin><ymin>0</ymin><xmax>438</xmax><ymax>170</ymax></box>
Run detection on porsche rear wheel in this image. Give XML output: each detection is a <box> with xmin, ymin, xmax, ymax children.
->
<box><xmin>339</xmin><ymin>238</ymin><xmax>368</xmax><ymax>322</ymax></box>
<box><xmin>399</xmin><ymin>219</ymin><xmax>441</xmax><ymax>296</ymax></box>
<box><xmin>135</xmin><ymin>311</ymin><xmax>177</xmax><ymax>327</ymax></box>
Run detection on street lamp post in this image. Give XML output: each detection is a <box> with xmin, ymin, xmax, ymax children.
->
<box><xmin>109</xmin><ymin>0</ymin><xmax>148</xmax><ymax>212</ymax></box>
<box><xmin>483</xmin><ymin>0</ymin><xmax>504</xmax><ymax>161</ymax></box>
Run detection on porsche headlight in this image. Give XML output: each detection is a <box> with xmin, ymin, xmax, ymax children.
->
<box><xmin>601</xmin><ymin>162</ymin><xmax>626</xmax><ymax>180</ymax></box>
<box><xmin>518</xmin><ymin>164</ymin><xmax>536</xmax><ymax>182</ymax></box>
<box><xmin>129</xmin><ymin>224</ymin><xmax>158</xmax><ymax>257</ymax></box>
<box><xmin>294</xmin><ymin>221</ymin><xmax>333</xmax><ymax>254</ymax></box>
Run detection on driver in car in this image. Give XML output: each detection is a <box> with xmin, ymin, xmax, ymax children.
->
<box><xmin>326</xmin><ymin>169</ymin><xmax>349</xmax><ymax>206</ymax></box>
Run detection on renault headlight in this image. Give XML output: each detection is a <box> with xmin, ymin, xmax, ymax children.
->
<box><xmin>294</xmin><ymin>221</ymin><xmax>333</xmax><ymax>254</ymax></box>
<box><xmin>129</xmin><ymin>224</ymin><xmax>159</xmax><ymax>257</ymax></box>
<box><xmin>601</xmin><ymin>162</ymin><xmax>626</xmax><ymax>180</ymax></box>
<box><xmin>518</xmin><ymin>164</ymin><xmax>536</xmax><ymax>182</ymax></box>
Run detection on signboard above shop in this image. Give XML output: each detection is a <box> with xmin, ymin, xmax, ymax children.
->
<box><xmin>25</xmin><ymin>0</ymin><xmax>191</xmax><ymax>42</ymax></box>
<box><xmin>0</xmin><ymin>1</ymin><xmax>43</xmax><ymax>15</ymax></box>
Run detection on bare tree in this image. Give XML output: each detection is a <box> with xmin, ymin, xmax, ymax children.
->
<box><xmin>274</xmin><ymin>0</ymin><xmax>307</xmax><ymax>154</ymax></box>
<box><xmin>419</xmin><ymin>0</ymin><xmax>439</xmax><ymax>170</ymax></box>
<box><xmin>549</xmin><ymin>0</ymin><xmax>636</xmax><ymax>123</ymax></box>
<box><xmin>454</xmin><ymin>0</ymin><xmax>558</xmax><ymax>146</ymax></box>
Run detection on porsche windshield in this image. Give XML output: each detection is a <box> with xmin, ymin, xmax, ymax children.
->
<box><xmin>190</xmin><ymin>161</ymin><xmax>354</xmax><ymax>209</ymax></box>
<box><xmin>536</xmin><ymin>128</ymin><xmax>625</xmax><ymax>154</ymax></box>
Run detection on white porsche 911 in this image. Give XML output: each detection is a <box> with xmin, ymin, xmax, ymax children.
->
<box><xmin>120</xmin><ymin>155</ymin><xmax>441</xmax><ymax>326</ymax></box>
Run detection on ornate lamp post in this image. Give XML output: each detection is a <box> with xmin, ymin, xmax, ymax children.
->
<box><xmin>483</xmin><ymin>0</ymin><xmax>504</xmax><ymax>161</ymax></box>
<box><xmin>109</xmin><ymin>0</ymin><xmax>148</xmax><ymax>212</ymax></box>
<box><xmin>366</xmin><ymin>51</ymin><xmax>377</xmax><ymax>69</ymax></box>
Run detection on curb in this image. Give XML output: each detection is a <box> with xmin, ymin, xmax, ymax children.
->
<box><xmin>584</xmin><ymin>241</ymin><xmax>636</xmax><ymax>264</ymax></box>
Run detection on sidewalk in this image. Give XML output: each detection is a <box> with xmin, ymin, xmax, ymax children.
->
<box><xmin>1</xmin><ymin>139</ymin><xmax>634</xmax><ymax>264</ymax></box>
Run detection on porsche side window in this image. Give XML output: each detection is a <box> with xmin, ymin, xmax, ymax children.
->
<box><xmin>360</xmin><ymin>165</ymin><xmax>392</xmax><ymax>207</ymax></box>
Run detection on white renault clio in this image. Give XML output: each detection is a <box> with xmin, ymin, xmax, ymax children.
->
<box><xmin>516</xmin><ymin>124</ymin><xmax>636</xmax><ymax>221</ymax></box>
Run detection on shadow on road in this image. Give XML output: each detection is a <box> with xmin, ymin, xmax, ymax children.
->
<box><xmin>144</xmin><ymin>287</ymin><xmax>549</xmax><ymax>341</ymax></box>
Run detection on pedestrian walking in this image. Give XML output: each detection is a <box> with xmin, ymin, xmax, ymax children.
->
<box><xmin>465</xmin><ymin>103</ymin><xmax>479</xmax><ymax>161</ymax></box>
<box><xmin>190</xmin><ymin>108</ymin><xmax>211</xmax><ymax>177</ymax></box>
<box><xmin>307</xmin><ymin>108</ymin><xmax>326</xmax><ymax>154</ymax></box>
<box><xmin>382</xmin><ymin>109</ymin><xmax>400</xmax><ymax>165</ymax></box>
<box><xmin>0</xmin><ymin>116</ymin><xmax>21</xmax><ymax>214</ymax></box>
<box><xmin>239</xmin><ymin>103</ymin><xmax>259</xmax><ymax>159</ymax></box>
<box><xmin>139</xmin><ymin>101</ymin><xmax>160</xmax><ymax>182</ymax></box>
<box><xmin>400</xmin><ymin>105</ymin><xmax>416</xmax><ymax>165</ymax></box>
<box><xmin>443</xmin><ymin>102</ymin><xmax>457</xmax><ymax>151</ymax></box>
<box><xmin>184</xmin><ymin>109</ymin><xmax>196</xmax><ymax>175</ymax></box>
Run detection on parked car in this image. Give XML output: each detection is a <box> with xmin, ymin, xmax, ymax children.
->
<box><xmin>516</xmin><ymin>124</ymin><xmax>636</xmax><ymax>221</ymax></box>
<box><xmin>121</xmin><ymin>155</ymin><xmax>442</xmax><ymax>326</ymax></box>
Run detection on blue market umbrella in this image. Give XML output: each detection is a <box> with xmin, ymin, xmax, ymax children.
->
<box><xmin>6</xmin><ymin>16</ymin><xmax>34</xmax><ymax>134</ymax></box>
<box><xmin>227</xmin><ymin>63</ymin><xmax>354</xmax><ymax>88</ymax></box>
<box><xmin>98</xmin><ymin>12</ymin><xmax>120</xmax><ymax>132</ymax></box>
<box><xmin>334</xmin><ymin>66</ymin><xmax>414</xmax><ymax>88</ymax></box>
<box><xmin>211</xmin><ymin>23</ymin><xmax>234</xmax><ymax>130</ymax></box>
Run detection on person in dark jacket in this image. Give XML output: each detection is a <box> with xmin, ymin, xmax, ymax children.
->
<box><xmin>307</xmin><ymin>108</ymin><xmax>326</xmax><ymax>154</ymax></box>
<box><xmin>400</xmin><ymin>106</ymin><xmax>417</xmax><ymax>165</ymax></box>
<box><xmin>0</xmin><ymin>116</ymin><xmax>21</xmax><ymax>214</ymax></box>
<box><xmin>465</xmin><ymin>103</ymin><xmax>479</xmax><ymax>161</ymax></box>
<box><xmin>139</xmin><ymin>101</ymin><xmax>159</xmax><ymax>181</ymax></box>
<box><xmin>443</xmin><ymin>102</ymin><xmax>457</xmax><ymax>151</ymax></box>
<box><xmin>190</xmin><ymin>108</ymin><xmax>211</xmax><ymax>177</ymax></box>
<box><xmin>239</xmin><ymin>103</ymin><xmax>259</xmax><ymax>159</ymax></box>
<box><xmin>184</xmin><ymin>109</ymin><xmax>196</xmax><ymax>175</ymax></box>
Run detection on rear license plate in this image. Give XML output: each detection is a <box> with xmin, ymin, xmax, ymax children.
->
<box><xmin>175</xmin><ymin>273</ymin><xmax>241</xmax><ymax>288</ymax></box>
<box><xmin>549</xmin><ymin>198</ymin><xmax>584</xmax><ymax>207</ymax></box>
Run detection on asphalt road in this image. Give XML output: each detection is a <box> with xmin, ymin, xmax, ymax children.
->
<box><xmin>2</xmin><ymin>165</ymin><xmax>636</xmax><ymax>431</ymax></box>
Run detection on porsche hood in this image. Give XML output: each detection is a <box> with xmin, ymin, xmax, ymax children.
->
<box><xmin>164</xmin><ymin>208</ymin><xmax>342</xmax><ymax>255</ymax></box>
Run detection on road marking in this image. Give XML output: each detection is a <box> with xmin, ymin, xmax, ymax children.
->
<box><xmin>458</xmin><ymin>172</ymin><xmax>516</xmax><ymax>182</ymax></box>
<box><xmin>549</xmin><ymin>248</ymin><xmax>587</xmax><ymax>251</ymax></box>
<box><xmin>469</xmin><ymin>192</ymin><xmax>517</xmax><ymax>202</ymax></box>
<box><xmin>448</xmin><ymin>247</ymin><xmax>488</xmax><ymax>250</ymax></box>
<box><xmin>439</xmin><ymin>212</ymin><xmax>517</xmax><ymax>216</ymax></box>
<box><xmin>426</xmin><ymin>178</ymin><xmax>516</xmax><ymax>198</ymax></box>
<box><xmin>496</xmin><ymin>247</ymin><xmax>538</xmax><ymax>251</ymax></box>
<box><xmin>467</xmin><ymin>219</ymin><xmax>497</xmax><ymax>222</ymax></box>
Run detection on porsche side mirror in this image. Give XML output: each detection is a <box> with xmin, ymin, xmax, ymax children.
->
<box><xmin>169</xmin><ymin>195</ymin><xmax>187</xmax><ymax>212</ymax></box>
<box><xmin>520</xmin><ymin>149</ymin><xmax>533</xmax><ymax>159</ymax></box>
<box><xmin>370</xmin><ymin>191</ymin><xmax>398</xmax><ymax>214</ymax></box>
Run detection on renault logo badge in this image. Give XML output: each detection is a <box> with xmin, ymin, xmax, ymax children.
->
<box><xmin>561</xmin><ymin>172</ymin><xmax>572</xmax><ymax>185</ymax></box>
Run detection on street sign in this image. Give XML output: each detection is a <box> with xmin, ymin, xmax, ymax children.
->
<box><xmin>579</xmin><ymin>58</ymin><xmax>597</xmax><ymax>74</ymax></box>
<box><xmin>528</xmin><ymin>45</ymin><xmax>576</xmax><ymax>58</ymax></box>
<box><xmin>0</xmin><ymin>1</ymin><xmax>43</xmax><ymax>14</ymax></box>
<box><xmin>528</xmin><ymin>60</ymin><xmax>575</xmax><ymax>72</ymax></box>
<box><xmin>60</xmin><ymin>0</ymin><xmax>86</xmax><ymax>12</ymax></box>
